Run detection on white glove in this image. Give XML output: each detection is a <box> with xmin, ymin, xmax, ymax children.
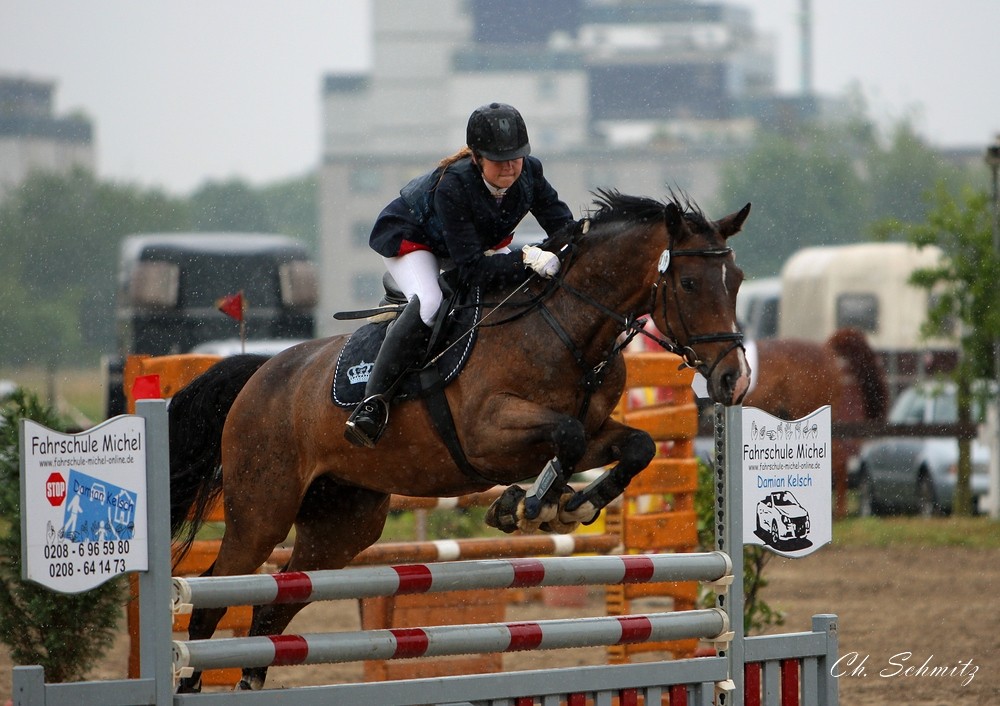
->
<box><xmin>522</xmin><ymin>245</ymin><xmax>560</xmax><ymax>278</ymax></box>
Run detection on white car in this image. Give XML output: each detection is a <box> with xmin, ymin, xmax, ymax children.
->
<box><xmin>849</xmin><ymin>381</ymin><xmax>993</xmax><ymax>516</ymax></box>
<box><xmin>189</xmin><ymin>338</ymin><xmax>309</xmax><ymax>357</ymax></box>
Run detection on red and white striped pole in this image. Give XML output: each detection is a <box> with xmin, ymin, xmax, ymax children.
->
<box><xmin>172</xmin><ymin>552</ymin><xmax>732</xmax><ymax>612</ymax></box>
<box><xmin>173</xmin><ymin>608</ymin><xmax>729</xmax><ymax>674</ymax></box>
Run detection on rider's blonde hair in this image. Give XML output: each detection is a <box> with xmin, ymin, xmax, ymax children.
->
<box><xmin>439</xmin><ymin>146</ymin><xmax>472</xmax><ymax>169</ymax></box>
<box><xmin>435</xmin><ymin>146</ymin><xmax>474</xmax><ymax>185</ymax></box>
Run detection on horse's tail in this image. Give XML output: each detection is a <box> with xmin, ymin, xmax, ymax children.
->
<box><xmin>826</xmin><ymin>328</ymin><xmax>890</xmax><ymax>420</ymax></box>
<box><xmin>168</xmin><ymin>354</ymin><xmax>271</xmax><ymax>564</ymax></box>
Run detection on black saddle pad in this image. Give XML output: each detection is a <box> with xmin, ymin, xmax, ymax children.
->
<box><xmin>331</xmin><ymin>288</ymin><xmax>481</xmax><ymax>408</ymax></box>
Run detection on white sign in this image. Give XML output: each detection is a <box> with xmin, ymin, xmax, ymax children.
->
<box><xmin>741</xmin><ymin>406</ymin><xmax>832</xmax><ymax>558</ymax></box>
<box><xmin>21</xmin><ymin>416</ymin><xmax>149</xmax><ymax>593</ymax></box>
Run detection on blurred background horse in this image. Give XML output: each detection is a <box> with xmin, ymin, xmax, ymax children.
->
<box><xmin>743</xmin><ymin>327</ymin><xmax>890</xmax><ymax>516</ymax></box>
<box><xmin>686</xmin><ymin>326</ymin><xmax>889</xmax><ymax>516</ymax></box>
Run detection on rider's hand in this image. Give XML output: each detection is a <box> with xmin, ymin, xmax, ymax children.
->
<box><xmin>522</xmin><ymin>245</ymin><xmax>560</xmax><ymax>278</ymax></box>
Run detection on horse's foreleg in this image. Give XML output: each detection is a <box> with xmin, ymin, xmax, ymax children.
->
<box><xmin>479</xmin><ymin>405</ymin><xmax>587</xmax><ymax>534</ymax></box>
<box><xmin>561</xmin><ymin>425</ymin><xmax>656</xmax><ymax>524</ymax></box>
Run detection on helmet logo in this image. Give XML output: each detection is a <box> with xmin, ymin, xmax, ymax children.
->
<box><xmin>497</xmin><ymin>117</ymin><xmax>511</xmax><ymax>136</ymax></box>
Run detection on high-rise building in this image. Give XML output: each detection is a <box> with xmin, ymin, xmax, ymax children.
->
<box><xmin>317</xmin><ymin>0</ymin><xmax>808</xmax><ymax>334</ymax></box>
<box><xmin>0</xmin><ymin>76</ymin><xmax>95</xmax><ymax>201</ymax></box>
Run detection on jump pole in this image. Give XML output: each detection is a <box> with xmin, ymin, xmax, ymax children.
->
<box><xmin>173</xmin><ymin>609</ymin><xmax>729</xmax><ymax>674</ymax></box>
<box><xmin>173</xmin><ymin>551</ymin><xmax>732</xmax><ymax>611</ymax></box>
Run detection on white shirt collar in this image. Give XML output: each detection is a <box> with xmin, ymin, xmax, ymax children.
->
<box><xmin>482</xmin><ymin>177</ymin><xmax>507</xmax><ymax>199</ymax></box>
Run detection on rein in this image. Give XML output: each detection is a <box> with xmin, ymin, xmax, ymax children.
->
<box><xmin>541</xmin><ymin>230</ymin><xmax>744</xmax><ymax>415</ymax></box>
<box><xmin>429</xmin><ymin>206</ymin><xmax>744</xmax><ymax>431</ymax></box>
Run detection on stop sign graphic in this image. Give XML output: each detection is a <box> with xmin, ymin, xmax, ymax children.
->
<box><xmin>45</xmin><ymin>472</ymin><xmax>67</xmax><ymax>507</ymax></box>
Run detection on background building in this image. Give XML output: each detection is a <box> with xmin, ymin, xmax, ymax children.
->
<box><xmin>317</xmin><ymin>0</ymin><xmax>821</xmax><ymax>335</ymax></box>
<box><xmin>0</xmin><ymin>75</ymin><xmax>94</xmax><ymax>201</ymax></box>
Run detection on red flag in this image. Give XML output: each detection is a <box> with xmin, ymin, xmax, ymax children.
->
<box><xmin>216</xmin><ymin>291</ymin><xmax>245</xmax><ymax>321</ymax></box>
<box><xmin>131</xmin><ymin>374</ymin><xmax>162</xmax><ymax>401</ymax></box>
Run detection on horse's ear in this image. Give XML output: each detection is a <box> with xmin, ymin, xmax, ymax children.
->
<box><xmin>716</xmin><ymin>203</ymin><xmax>751</xmax><ymax>239</ymax></box>
<box><xmin>664</xmin><ymin>202</ymin><xmax>688</xmax><ymax>240</ymax></box>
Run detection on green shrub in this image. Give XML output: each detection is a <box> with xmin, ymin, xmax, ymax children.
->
<box><xmin>0</xmin><ymin>389</ymin><xmax>124</xmax><ymax>682</ymax></box>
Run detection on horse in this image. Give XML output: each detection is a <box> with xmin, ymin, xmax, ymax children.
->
<box><xmin>167</xmin><ymin>190</ymin><xmax>752</xmax><ymax>692</ymax></box>
<box><xmin>742</xmin><ymin>327</ymin><xmax>890</xmax><ymax>515</ymax></box>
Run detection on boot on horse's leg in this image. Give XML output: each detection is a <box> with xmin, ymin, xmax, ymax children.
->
<box><xmin>345</xmin><ymin>296</ymin><xmax>431</xmax><ymax>448</ymax></box>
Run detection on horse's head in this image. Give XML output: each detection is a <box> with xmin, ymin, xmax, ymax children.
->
<box><xmin>650</xmin><ymin>195</ymin><xmax>752</xmax><ymax>405</ymax></box>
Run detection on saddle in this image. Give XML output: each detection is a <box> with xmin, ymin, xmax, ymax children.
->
<box><xmin>331</xmin><ymin>274</ymin><xmax>481</xmax><ymax>408</ymax></box>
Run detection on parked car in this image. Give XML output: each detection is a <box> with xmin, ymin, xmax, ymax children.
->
<box><xmin>848</xmin><ymin>381</ymin><xmax>993</xmax><ymax>516</ymax></box>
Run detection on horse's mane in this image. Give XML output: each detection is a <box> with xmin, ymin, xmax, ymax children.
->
<box><xmin>826</xmin><ymin>328</ymin><xmax>890</xmax><ymax>420</ymax></box>
<box><xmin>542</xmin><ymin>188</ymin><xmax>710</xmax><ymax>252</ymax></box>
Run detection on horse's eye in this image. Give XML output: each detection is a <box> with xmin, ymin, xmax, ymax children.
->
<box><xmin>680</xmin><ymin>277</ymin><xmax>697</xmax><ymax>292</ymax></box>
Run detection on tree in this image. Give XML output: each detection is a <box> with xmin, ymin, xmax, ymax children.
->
<box><xmin>868</xmin><ymin>121</ymin><xmax>967</xmax><ymax>226</ymax></box>
<box><xmin>885</xmin><ymin>184</ymin><xmax>1000</xmax><ymax>515</ymax></box>
<box><xmin>714</xmin><ymin>112</ymin><xmax>972</xmax><ymax>281</ymax></box>
<box><xmin>0</xmin><ymin>389</ymin><xmax>124</xmax><ymax>681</ymax></box>
<box><xmin>259</xmin><ymin>172</ymin><xmax>319</xmax><ymax>252</ymax></box>
<box><xmin>715</xmin><ymin>130</ymin><xmax>869</xmax><ymax>278</ymax></box>
<box><xmin>190</xmin><ymin>178</ymin><xmax>274</xmax><ymax>232</ymax></box>
<box><xmin>0</xmin><ymin>168</ymin><xmax>189</xmax><ymax>365</ymax></box>
<box><xmin>0</xmin><ymin>168</ymin><xmax>319</xmax><ymax>368</ymax></box>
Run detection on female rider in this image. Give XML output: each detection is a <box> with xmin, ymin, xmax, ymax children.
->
<box><xmin>345</xmin><ymin>102</ymin><xmax>576</xmax><ymax>448</ymax></box>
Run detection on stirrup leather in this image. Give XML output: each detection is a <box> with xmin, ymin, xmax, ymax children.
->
<box><xmin>344</xmin><ymin>395</ymin><xmax>390</xmax><ymax>448</ymax></box>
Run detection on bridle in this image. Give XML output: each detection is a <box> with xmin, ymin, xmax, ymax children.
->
<box><xmin>545</xmin><ymin>217</ymin><xmax>744</xmax><ymax>384</ymax></box>
<box><xmin>644</xmin><ymin>244</ymin><xmax>745</xmax><ymax>381</ymax></box>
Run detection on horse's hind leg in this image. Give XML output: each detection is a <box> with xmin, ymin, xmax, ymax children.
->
<box><xmin>175</xmin><ymin>561</ymin><xmax>230</xmax><ymax>693</ymax></box>
<box><xmin>177</xmin><ymin>470</ymin><xmax>306</xmax><ymax>693</ymax></box>
<box><xmin>237</xmin><ymin>479</ymin><xmax>391</xmax><ymax>691</ymax></box>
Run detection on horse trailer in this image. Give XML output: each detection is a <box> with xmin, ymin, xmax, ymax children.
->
<box><xmin>103</xmin><ymin>232</ymin><xmax>318</xmax><ymax>417</ymax></box>
<box><xmin>777</xmin><ymin>242</ymin><xmax>958</xmax><ymax>398</ymax></box>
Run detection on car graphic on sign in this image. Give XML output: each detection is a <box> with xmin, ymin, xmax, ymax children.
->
<box><xmin>756</xmin><ymin>491</ymin><xmax>810</xmax><ymax>545</ymax></box>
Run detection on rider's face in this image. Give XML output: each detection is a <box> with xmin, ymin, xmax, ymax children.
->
<box><xmin>478</xmin><ymin>156</ymin><xmax>523</xmax><ymax>190</ymax></box>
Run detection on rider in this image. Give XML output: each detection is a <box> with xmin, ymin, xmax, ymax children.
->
<box><xmin>345</xmin><ymin>102</ymin><xmax>576</xmax><ymax>448</ymax></box>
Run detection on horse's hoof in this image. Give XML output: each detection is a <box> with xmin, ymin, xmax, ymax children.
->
<box><xmin>523</xmin><ymin>495</ymin><xmax>542</xmax><ymax>520</ymax></box>
<box><xmin>518</xmin><ymin>497</ymin><xmax>564</xmax><ymax>533</ymax></box>
<box><xmin>176</xmin><ymin>675</ymin><xmax>202</xmax><ymax>694</ymax></box>
<box><xmin>485</xmin><ymin>485</ymin><xmax>525</xmax><ymax>534</ymax></box>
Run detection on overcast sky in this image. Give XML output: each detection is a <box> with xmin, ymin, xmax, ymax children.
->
<box><xmin>2</xmin><ymin>1</ymin><xmax>998</xmax><ymax>195</ymax></box>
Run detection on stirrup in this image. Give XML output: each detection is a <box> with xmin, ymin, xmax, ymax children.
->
<box><xmin>344</xmin><ymin>396</ymin><xmax>390</xmax><ymax>448</ymax></box>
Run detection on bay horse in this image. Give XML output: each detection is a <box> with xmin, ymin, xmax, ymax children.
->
<box><xmin>743</xmin><ymin>328</ymin><xmax>890</xmax><ymax>515</ymax></box>
<box><xmin>167</xmin><ymin>190</ymin><xmax>752</xmax><ymax>692</ymax></box>
<box><xmin>743</xmin><ymin>328</ymin><xmax>888</xmax><ymax>422</ymax></box>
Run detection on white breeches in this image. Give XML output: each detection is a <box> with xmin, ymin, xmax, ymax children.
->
<box><xmin>383</xmin><ymin>251</ymin><xmax>443</xmax><ymax>325</ymax></box>
<box><xmin>383</xmin><ymin>246</ymin><xmax>513</xmax><ymax>326</ymax></box>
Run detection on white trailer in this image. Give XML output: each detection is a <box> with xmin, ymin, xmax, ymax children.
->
<box><xmin>777</xmin><ymin>242</ymin><xmax>957</xmax><ymax>397</ymax></box>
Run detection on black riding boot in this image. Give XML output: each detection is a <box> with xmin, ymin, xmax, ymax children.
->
<box><xmin>344</xmin><ymin>296</ymin><xmax>432</xmax><ymax>448</ymax></box>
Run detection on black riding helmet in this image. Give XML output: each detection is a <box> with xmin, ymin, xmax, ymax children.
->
<box><xmin>466</xmin><ymin>102</ymin><xmax>531</xmax><ymax>162</ymax></box>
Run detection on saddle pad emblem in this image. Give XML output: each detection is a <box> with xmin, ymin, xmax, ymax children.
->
<box><xmin>346</xmin><ymin>361</ymin><xmax>374</xmax><ymax>385</ymax></box>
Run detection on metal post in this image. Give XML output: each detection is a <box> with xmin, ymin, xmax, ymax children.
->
<box><xmin>713</xmin><ymin>403</ymin><xmax>745</xmax><ymax>704</ymax></box>
<box><xmin>986</xmin><ymin>137</ymin><xmax>1000</xmax><ymax>519</ymax></box>
<box><xmin>137</xmin><ymin>399</ymin><xmax>175</xmax><ymax>705</ymax></box>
